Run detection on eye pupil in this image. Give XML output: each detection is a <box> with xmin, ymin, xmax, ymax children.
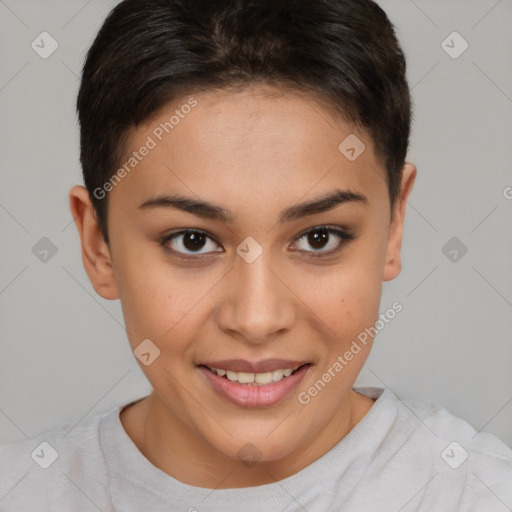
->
<box><xmin>308</xmin><ymin>228</ymin><xmax>329</xmax><ymax>250</ymax></box>
<box><xmin>184</xmin><ymin>232</ymin><xmax>206</xmax><ymax>251</ymax></box>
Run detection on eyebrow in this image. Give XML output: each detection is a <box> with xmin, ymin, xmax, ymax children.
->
<box><xmin>138</xmin><ymin>188</ymin><xmax>368</xmax><ymax>224</ymax></box>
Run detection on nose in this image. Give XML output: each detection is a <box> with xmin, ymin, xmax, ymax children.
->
<box><xmin>215</xmin><ymin>250</ymin><xmax>296</xmax><ymax>344</ymax></box>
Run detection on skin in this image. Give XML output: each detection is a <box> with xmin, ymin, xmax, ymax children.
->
<box><xmin>69</xmin><ymin>84</ymin><xmax>416</xmax><ymax>488</ymax></box>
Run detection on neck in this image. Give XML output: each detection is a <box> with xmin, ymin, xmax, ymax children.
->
<box><xmin>120</xmin><ymin>389</ymin><xmax>374</xmax><ymax>489</ymax></box>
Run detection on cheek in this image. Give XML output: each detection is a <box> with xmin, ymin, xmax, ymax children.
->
<box><xmin>112</xmin><ymin>248</ymin><xmax>177</xmax><ymax>347</ymax></box>
<box><xmin>115</xmin><ymin>253</ymin><xmax>218</xmax><ymax>356</ymax></box>
<box><xmin>294</xmin><ymin>259</ymin><xmax>382</xmax><ymax>341</ymax></box>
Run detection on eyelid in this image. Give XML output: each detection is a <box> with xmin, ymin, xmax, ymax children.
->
<box><xmin>160</xmin><ymin>228</ymin><xmax>219</xmax><ymax>244</ymax></box>
<box><xmin>291</xmin><ymin>224</ymin><xmax>353</xmax><ymax>242</ymax></box>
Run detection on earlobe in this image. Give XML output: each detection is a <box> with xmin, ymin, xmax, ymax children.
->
<box><xmin>382</xmin><ymin>162</ymin><xmax>417</xmax><ymax>282</ymax></box>
<box><xmin>69</xmin><ymin>185</ymin><xmax>119</xmax><ymax>300</ymax></box>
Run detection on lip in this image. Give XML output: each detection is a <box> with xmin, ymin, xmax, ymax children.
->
<box><xmin>198</xmin><ymin>359</ymin><xmax>309</xmax><ymax>373</ymax></box>
<box><xmin>198</xmin><ymin>363</ymin><xmax>312</xmax><ymax>408</ymax></box>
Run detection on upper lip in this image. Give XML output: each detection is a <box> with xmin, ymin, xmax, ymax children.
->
<box><xmin>199</xmin><ymin>359</ymin><xmax>310</xmax><ymax>374</ymax></box>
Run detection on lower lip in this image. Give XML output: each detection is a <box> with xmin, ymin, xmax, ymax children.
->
<box><xmin>198</xmin><ymin>364</ymin><xmax>311</xmax><ymax>408</ymax></box>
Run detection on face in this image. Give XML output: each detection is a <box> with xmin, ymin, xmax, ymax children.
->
<box><xmin>71</xmin><ymin>84</ymin><xmax>415</xmax><ymax>483</ymax></box>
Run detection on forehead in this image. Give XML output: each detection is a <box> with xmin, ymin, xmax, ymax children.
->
<box><xmin>110</xmin><ymin>85</ymin><xmax>388</xmax><ymax>216</ymax></box>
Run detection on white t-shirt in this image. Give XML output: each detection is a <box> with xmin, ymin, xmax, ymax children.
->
<box><xmin>1</xmin><ymin>386</ymin><xmax>511</xmax><ymax>511</ymax></box>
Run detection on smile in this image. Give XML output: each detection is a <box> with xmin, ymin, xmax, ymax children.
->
<box><xmin>198</xmin><ymin>362</ymin><xmax>312</xmax><ymax>408</ymax></box>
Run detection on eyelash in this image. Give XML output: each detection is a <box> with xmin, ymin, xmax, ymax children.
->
<box><xmin>159</xmin><ymin>226</ymin><xmax>355</xmax><ymax>260</ymax></box>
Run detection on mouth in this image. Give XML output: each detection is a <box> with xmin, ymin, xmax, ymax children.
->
<box><xmin>197</xmin><ymin>360</ymin><xmax>312</xmax><ymax>408</ymax></box>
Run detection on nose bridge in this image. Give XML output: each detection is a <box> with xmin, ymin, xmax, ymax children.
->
<box><xmin>216</xmin><ymin>246</ymin><xmax>294</xmax><ymax>343</ymax></box>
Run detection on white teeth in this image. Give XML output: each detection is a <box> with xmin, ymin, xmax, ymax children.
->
<box><xmin>209</xmin><ymin>366</ymin><xmax>300</xmax><ymax>385</ymax></box>
<box><xmin>226</xmin><ymin>370</ymin><xmax>238</xmax><ymax>381</ymax></box>
<box><xmin>237</xmin><ymin>372</ymin><xmax>254</xmax><ymax>384</ymax></box>
<box><xmin>272</xmin><ymin>369</ymin><xmax>285</xmax><ymax>381</ymax></box>
<box><xmin>255</xmin><ymin>372</ymin><xmax>273</xmax><ymax>384</ymax></box>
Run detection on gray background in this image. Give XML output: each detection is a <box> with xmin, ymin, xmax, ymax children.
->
<box><xmin>1</xmin><ymin>0</ymin><xmax>511</xmax><ymax>448</ymax></box>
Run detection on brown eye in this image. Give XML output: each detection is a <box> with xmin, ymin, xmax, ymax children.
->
<box><xmin>161</xmin><ymin>230</ymin><xmax>222</xmax><ymax>257</ymax></box>
<box><xmin>181</xmin><ymin>231</ymin><xmax>207</xmax><ymax>251</ymax></box>
<box><xmin>306</xmin><ymin>227</ymin><xmax>330</xmax><ymax>250</ymax></box>
<box><xmin>291</xmin><ymin>226</ymin><xmax>355</xmax><ymax>256</ymax></box>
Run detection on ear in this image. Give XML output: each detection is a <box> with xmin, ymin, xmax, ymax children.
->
<box><xmin>382</xmin><ymin>162</ymin><xmax>417</xmax><ymax>282</ymax></box>
<box><xmin>69</xmin><ymin>185</ymin><xmax>119</xmax><ymax>300</ymax></box>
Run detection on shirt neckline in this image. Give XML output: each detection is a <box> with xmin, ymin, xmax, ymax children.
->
<box><xmin>101</xmin><ymin>386</ymin><xmax>398</xmax><ymax>509</ymax></box>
